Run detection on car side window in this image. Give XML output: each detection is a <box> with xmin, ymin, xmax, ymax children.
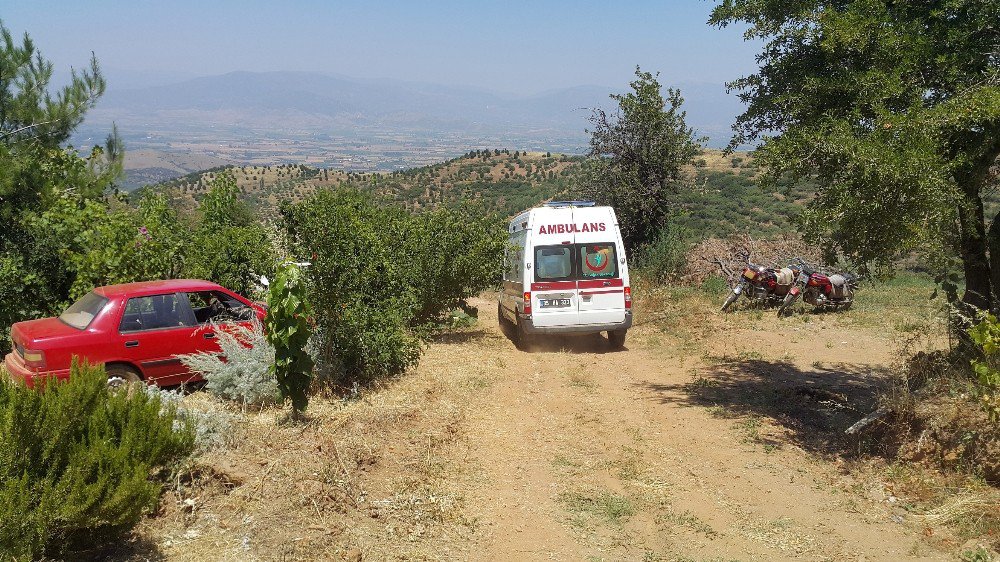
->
<box><xmin>119</xmin><ymin>293</ymin><xmax>197</xmax><ymax>332</ymax></box>
<box><xmin>187</xmin><ymin>291</ymin><xmax>253</xmax><ymax>324</ymax></box>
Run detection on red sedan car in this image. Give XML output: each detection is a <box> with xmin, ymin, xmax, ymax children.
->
<box><xmin>4</xmin><ymin>279</ymin><xmax>266</xmax><ymax>388</ymax></box>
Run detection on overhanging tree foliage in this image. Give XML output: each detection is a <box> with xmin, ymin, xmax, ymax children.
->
<box><xmin>0</xmin><ymin>23</ymin><xmax>105</xmax><ymax>148</ymax></box>
<box><xmin>710</xmin><ymin>1</ymin><xmax>1000</xmax><ymax>309</ymax></box>
<box><xmin>579</xmin><ymin>67</ymin><xmax>703</xmax><ymax>249</ymax></box>
<box><xmin>0</xmin><ymin>21</ymin><xmax>121</xmax><ymax>352</ymax></box>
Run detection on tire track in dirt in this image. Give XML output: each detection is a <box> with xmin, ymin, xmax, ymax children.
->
<box><xmin>454</xmin><ymin>297</ymin><xmax>949</xmax><ymax>561</ymax></box>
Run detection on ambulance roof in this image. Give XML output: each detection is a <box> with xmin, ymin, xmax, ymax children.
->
<box><xmin>509</xmin><ymin>203</ymin><xmax>617</xmax><ymax>233</ymax></box>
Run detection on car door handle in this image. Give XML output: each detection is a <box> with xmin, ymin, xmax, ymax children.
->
<box><xmin>203</xmin><ymin>333</ymin><xmax>216</xmax><ymax>340</ymax></box>
<box><xmin>124</xmin><ymin>340</ymin><xmax>139</xmax><ymax>348</ymax></box>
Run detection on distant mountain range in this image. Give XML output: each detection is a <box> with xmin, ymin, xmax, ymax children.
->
<box><xmin>70</xmin><ymin>71</ymin><xmax>746</xmax><ymax>185</ymax></box>
<box><xmin>82</xmin><ymin>70</ymin><xmax>743</xmax><ymax>143</ymax></box>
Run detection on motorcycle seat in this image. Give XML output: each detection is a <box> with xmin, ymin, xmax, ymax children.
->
<box><xmin>775</xmin><ymin>267</ymin><xmax>795</xmax><ymax>286</ymax></box>
<box><xmin>828</xmin><ymin>274</ymin><xmax>852</xmax><ymax>299</ymax></box>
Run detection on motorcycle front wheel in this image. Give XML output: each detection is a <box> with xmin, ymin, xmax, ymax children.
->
<box><xmin>777</xmin><ymin>292</ymin><xmax>799</xmax><ymax>317</ymax></box>
<box><xmin>721</xmin><ymin>290</ymin><xmax>740</xmax><ymax>312</ymax></box>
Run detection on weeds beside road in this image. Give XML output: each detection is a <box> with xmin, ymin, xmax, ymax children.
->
<box><xmin>125</xmin><ymin>277</ymin><xmax>997</xmax><ymax>561</ymax></box>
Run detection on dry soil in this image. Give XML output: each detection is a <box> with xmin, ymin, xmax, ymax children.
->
<box><xmin>135</xmin><ymin>291</ymin><xmax>960</xmax><ymax>562</ymax></box>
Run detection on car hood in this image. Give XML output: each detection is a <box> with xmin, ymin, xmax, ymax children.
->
<box><xmin>12</xmin><ymin>317</ymin><xmax>83</xmax><ymax>346</ymax></box>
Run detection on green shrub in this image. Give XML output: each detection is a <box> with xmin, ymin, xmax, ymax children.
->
<box><xmin>186</xmin><ymin>171</ymin><xmax>276</xmax><ymax>298</ymax></box>
<box><xmin>58</xmin><ymin>192</ymin><xmax>188</xmax><ymax>300</ymax></box>
<box><xmin>282</xmin><ymin>188</ymin><xmax>504</xmax><ymax>386</ymax></box>
<box><xmin>635</xmin><ymin>222</ymin><xmax>692</xmax><ymax>281</ymax></box>
<box><xmin>967</xmin><ymin>313</ymin><xmax>1000</xmax><ymax>423</ymax></box>
<box><xmin>0</xmin><ymin>361</ymin><xmax>194</xmax><ymax>560</ymax></box>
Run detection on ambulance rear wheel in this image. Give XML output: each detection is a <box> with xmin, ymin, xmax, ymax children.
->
<box><xmin>515</xmin><ymin>320</ymin><xmax>533</xmax><ymax>350</ymax></box>
<box><xmin>498</xmin><ymin>302</ymin><xmax>514</xmax><ymax>337</ymax></box>
<box><xmin>608</xmin><ymin>329</ymin><xmax>627</xmax><ymax>349</ymax></box>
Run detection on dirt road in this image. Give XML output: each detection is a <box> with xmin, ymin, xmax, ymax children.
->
<box><xmin>146</xmin><ymin>290</ymin><xmax>954</xmax><ymax>561</ymax></box>
<box><xmin>443</xmin><ymin>296</ymin><xmax>946</xmax><ymax>561</ymax></box>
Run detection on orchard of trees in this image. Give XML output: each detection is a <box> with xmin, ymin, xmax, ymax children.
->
<box><xmin>711</xmin><ymin>0</ymin><xmax>1000</xmax><ymax>311</ymax></box>
<box><xmin>1</xmin><ymin>2</ymin><xmax>999</xmax><ymax>555</ymax></box>
<box><xmin>0</xmin><ymin>22</ymin><xmax>505</xmax><ymax>558</ymax></box>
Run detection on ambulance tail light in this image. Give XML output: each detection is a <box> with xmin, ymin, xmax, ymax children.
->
<box><xmin>624</xmin><ymin>286</ymin><xmax>632</xmax><ymax>309</ymax></box>
<box><xmin>523</xmin><ymin>291</ymin><xmax>532</xmax><ymax>315</ymax></box>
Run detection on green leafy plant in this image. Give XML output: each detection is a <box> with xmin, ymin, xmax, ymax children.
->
<box><xmin>966</xmin><ymin>313</ymin><xmax>1000</xmax><ymax>423</ymax></box>
<box><xmin>579</xmin><ymin>67</ymin><xmax>703</xmax><ymax>248</ymax></box>
<box><xmin>960</xmin><ymin>546</ymin><xmax>994</xmax><ymax>562</ymax></box>
<box><xmin>57</xmin><ymin>191</ymin><xmax>188</xmax><ymax>299</ymax></box>
<box><xmin>265</xmin><ymin>261</ymin><xmax>314</xmax><ymax>418</ymax></box>
<box><xmin>635</xmin><ymin>220</ymin><xmax>692</xmax><ymax>281</ymax></box>
<box><xmin>0</xmin><ymin>361</ymin><xmax>193</xmax><ymax>560</ymax></box>
<box><xmin>186</xmin><ymin>171</ymin><xmax>276</xmax><ymax>298</ymax></box>
<box><xmin>282</xmin><ymin>188</ymin><xmax>504</xmax><ymax>386</ymax></box>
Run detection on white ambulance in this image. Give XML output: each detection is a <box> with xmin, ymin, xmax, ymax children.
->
<box><xmin>498</xmin><ymin>201</ymin><xmax>632</xmax><ymax>349</ymax></box>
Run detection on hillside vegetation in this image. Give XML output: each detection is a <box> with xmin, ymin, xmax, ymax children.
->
<box><xmin>150</xmin><ymin>148</ymin><xmax>814</xmax><ymax>235</ymax></box>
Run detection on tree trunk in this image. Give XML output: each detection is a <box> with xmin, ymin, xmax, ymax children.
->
<box><xmin>988</xmin><ymin>210</ymin><xmax>1000</xmax><ymax>297</ymax></box>
<box><xmin>956</xmin><ymin>186</ymin><xmax>992</xmax><ymax>311</ymax></box>
<box><xmin>956</xmin><ymin>140</ymin><xmax>1000</xmax><ymax>311</ymax></box>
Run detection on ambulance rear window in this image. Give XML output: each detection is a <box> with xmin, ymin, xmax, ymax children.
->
<box><xmin>534</xmin><ymin>246</ymin><xmax>574</xmax><ymax>280</ymax></box>
<box><xmin>579</xmin><ymin>243</ymin><xmax>618</xmax><ymax>279</ymax></box>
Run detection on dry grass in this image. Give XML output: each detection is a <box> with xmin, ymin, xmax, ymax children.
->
<box><xmin>101</xmin><ymin>274</ymin><xmax>994</xmax><ymax>559</ymax></box>
<box><xmin>686</xmin><ymin>149</ymin><xmax>755</xmax><ymax>175</ymax></box>
<box><xmin>129</xmin><ymin>329</ymin><xmax>496</xmax><ymax>561</ymax></box>
<box><xmin>865</xmin><ymin>462</ymin><xmax>1000</xmax><ymax>553</ymax></box>
<box><xmin>637</xmin><ymin>271</ymin><xmax>1000</xmax><ymax>555</ymax></box>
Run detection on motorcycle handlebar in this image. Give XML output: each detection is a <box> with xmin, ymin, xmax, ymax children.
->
<box><xmin>787</xmin><ymin>257</ymin><xmax>860</xmax><ymax>282</ymax></box>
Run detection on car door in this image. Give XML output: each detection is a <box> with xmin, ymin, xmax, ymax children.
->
<box><xmin>117</xmin><ymin>292</ymin><xmax>202</xmax><ymax>385</ymax></box>
<box><xmin>184</xmin><ymin>289</ymin><xmax>259</xmax><ymax>359</ymax></box>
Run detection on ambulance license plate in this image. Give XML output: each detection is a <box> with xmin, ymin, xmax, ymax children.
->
<box><xmin>540</xmin><ymin>298</ymin><xmax>572</xmax><ymax>308</ymax></box>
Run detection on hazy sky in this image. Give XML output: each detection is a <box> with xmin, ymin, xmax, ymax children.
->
<box><xmin>3</xmin><ymin>1</ymin><xmax>758</xmax><ymax>94</ymax></box>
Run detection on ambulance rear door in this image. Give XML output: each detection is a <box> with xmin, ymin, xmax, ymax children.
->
<box><xmin>574</xmin><ymin>207</ymin><xmax>627</xmax><ymax>325</ymax></box>
<box><xmin>528</xmin><ymin>207</ymin><xmax>580</xmax><ymax>328</ymax></box>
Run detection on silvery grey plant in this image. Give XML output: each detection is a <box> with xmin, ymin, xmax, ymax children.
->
<box><xmin>180</xmin><ymin>319</ymin><xmax>280</xmax><ymax>407</ymax></box>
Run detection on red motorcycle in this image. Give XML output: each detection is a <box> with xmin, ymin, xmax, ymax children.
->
<box><xmin>777</xmin><ymin>258</ymin><xmax>859</xmax><ymax>316</ymax></box>
<box><xmin>721</xmin><ymin>255</ymin><xmax>796</xmax><ymax>312</ymax></box>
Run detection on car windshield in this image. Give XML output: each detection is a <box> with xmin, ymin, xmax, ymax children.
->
<box><xmin>59</xmin><ymin>292</ymin><xmax>108</xmax><ymax>330</ymax></box>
